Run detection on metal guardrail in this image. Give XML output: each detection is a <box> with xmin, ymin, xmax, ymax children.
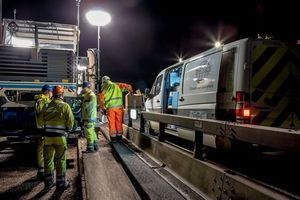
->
<box><xmin>125</xmin><ymin>111</ymin><xmax>298</xmax><ymax>200</ymax></box>
<box><xmin>138</xmin><ymin>111</ymin><xmax>300</xmax><ymax>157</ymax></box>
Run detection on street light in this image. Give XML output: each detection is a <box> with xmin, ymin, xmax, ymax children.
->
<box><xmin>75</xmin><ymin>0</ymin><xmax>81</xmax><ymax>93</ymax></box>
<box><xmin>86</xmin><ymin>10</ymin><xmax>111</xmax><ymax>92</ymax></box>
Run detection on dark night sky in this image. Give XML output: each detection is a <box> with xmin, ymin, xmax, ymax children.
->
<box><xmin>2</xmin><ymin>0</ymin><xmax>300</xmax><ymax>90</ymax></box>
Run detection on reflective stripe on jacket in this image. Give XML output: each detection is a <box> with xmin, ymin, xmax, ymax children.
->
<box><xmin>39</xmin><ymin>98</ymin><xmax>74</xmax><ymax>135</ymax></box>
<box><xmin>45</xmin><ymin>124</ymin><xmax>67</xmax><ymax>136</ymax></box>
<box><xmin>81</xmin><ymin>89</ymin><xmax>97</xmax><ymax>122</ymax></box>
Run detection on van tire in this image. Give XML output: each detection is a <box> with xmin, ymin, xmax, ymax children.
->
<box><xmin>145</xmin><ymin>120</ymin><xmax>155</xmax><ymax>135</ymax></box>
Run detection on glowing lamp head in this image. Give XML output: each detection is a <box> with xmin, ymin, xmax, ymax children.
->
<box><xmin>215</xmin><ymin>41</ymin><xmax>222</xmax><ymax>48</ymax></box>
<box><xmin>86</xmin><ymin>10</ymin><xmax>111</xmax><ymax>26</ymax></box>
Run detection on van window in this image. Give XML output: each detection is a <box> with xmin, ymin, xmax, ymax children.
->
<box><xmin>218</xmin><ymin>49</ymin><xmax>235</xmax><ymax>93</ymax></box>
<box><xmin>183</xmin><ymin>57</ymin><xmax>216</xmax><ymax>94</ymax></box>
<box><xmin>169</xmin><ymin>67</ymin><xmax>182</xmax><ymax>88</ymax></box>
<box><xmin>151</xmin><ymin>75</ymin><xmax>163</xmax><ymax>96</ymax></box>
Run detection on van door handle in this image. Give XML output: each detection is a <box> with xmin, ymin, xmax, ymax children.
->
<box><xmin>156</xmin><ymin>100</ymin><xmax>160</xmax><ymax>103</ymax></box>
<box><xmin>179</xmin><ymin>97</ymin><xmax>184</xmax><ymax>102</ymax></box>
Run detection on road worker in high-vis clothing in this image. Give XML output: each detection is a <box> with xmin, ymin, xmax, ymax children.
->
<box><xmin>99</xmin><ymin>76</ymin><xmax>133</xmax><ymax>142</ymax></box>
<box><xmin>81</xmin><ymin>81</ymin><xmax>99</xmax><ymax>152</ymax></box>
<box><xmin>34</xmin><ymin>84</ymin><xmax>53</xmax><ymax>180</ymax></box>
<box><xmin>39</xmin><ymin>85</ymin><xmax>74</xmax><ymax>190</ymax></box>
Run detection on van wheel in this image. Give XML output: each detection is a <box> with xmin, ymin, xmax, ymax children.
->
<box><xmin>145</xmin><ymin>120</ymin><xmax>154</xmax><ymax>135</ymax></box>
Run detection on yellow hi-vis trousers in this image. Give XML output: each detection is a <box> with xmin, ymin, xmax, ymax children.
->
<box><xmin>44</xmin><ymin>136</ymin><xmax>67</xmax><ymax>186</ymax></box>
<box><xmin>84</xmin><ymin>122</ymin><xmax>98</xmax><ymax>151</ymax></box>
<box><xmin>37</xmin><ymin>136</ymin><xmax>44</xmax><ymax>173</ymax></box>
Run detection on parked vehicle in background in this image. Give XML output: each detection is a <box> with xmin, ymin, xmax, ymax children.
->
<box><xmin>0</xmin><ymin>19</ymin><xmax>81</xmax><ymax>136</ymax></box>
<box><xmin>145</xmin><ymin>38</ymin><xmax>300</xmax><ymax>149</ymax></box>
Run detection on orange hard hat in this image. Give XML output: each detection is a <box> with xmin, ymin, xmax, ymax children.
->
<box><xmin>53</xmin><ymin>85</ymin><xmax>64</xmax><ymax>95</ymax></box>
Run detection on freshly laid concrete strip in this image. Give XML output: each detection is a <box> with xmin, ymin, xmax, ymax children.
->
<box><xmin>100</xmin><ymin>123</ymin><xmax>201</xmax><ymax>200</ymax></box>
<box><xmin>81</xmin><ymin>137</ymin><xmax>140</xmax><ymax>200</ymax></box>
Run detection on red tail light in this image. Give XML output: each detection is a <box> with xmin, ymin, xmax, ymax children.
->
<box><xmin>243</xmin><ymin>109</ymin><xmax>250</xmax><ymax>117</ymax></box>
<box><xmin>235</xmin><ymin>91</ymin><xmax>251</xmax><ymax>123</ymax></box>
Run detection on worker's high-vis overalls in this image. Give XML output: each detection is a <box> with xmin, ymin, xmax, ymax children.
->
<box><xmin>82</xmin><ymin>89</ymin><xmax>98</xmax><ymax>151</ymax></box>
<box><xmin>34</xmin><ymin>93</ymin><xmax>51</xmax><ymax>178</ymax></box>
<box><xmin>101</xmin><ymin>81</ymin><xmax>132</xmax><ymax>140</ymax></box>
<box><xmin>39</xmin><ymin>98</ymin><xmax>74</xmax><ymax>188</ymax></box>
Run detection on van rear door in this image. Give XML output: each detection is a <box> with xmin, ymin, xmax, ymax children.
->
<box><xmin>250</xmin><ymin>41</ymin><xmax>300</xmax><ymax>129</ymax></box>
<box><xmin>216</xmin><ymin>48</ymin><xmax>237</xmax><ymax>122</ymax></box>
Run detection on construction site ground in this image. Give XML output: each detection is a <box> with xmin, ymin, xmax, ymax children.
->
<box><xmin>0</xmin><ymin>137</ymin><xmax>81</xmax><ymax>200</ymax></box>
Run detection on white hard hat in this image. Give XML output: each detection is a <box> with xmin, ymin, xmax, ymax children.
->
<box><xmin>101</xmin><ymin>76</ymin><xmax>110</xmax><ymax>84</ymax></box>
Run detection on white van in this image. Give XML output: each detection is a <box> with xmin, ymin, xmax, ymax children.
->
<box><xmin>145</xmin><ymin>38</ymin><xmax>300</xmax><ymax>149</ymax></box>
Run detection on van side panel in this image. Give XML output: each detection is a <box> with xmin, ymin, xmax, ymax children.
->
<box><xmin>251</xmin><ymin>42</ymin><xmax>300</xmax><ymax>129</ymax></box>
<box><xmin>178</xmin><ymin>51</ymin><xmax>222</xmax><ymax>119</ymax></box>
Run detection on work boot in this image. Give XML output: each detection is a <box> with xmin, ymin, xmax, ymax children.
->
<box><xmin>94</xmin><ymin>144</ymin><xmax>99</xmax><ymax>151</ymax></box>
<box><xmin>110</xmin><ymin>137</ymin><xmax>117</xmax><ymax>143</ymax></box>
<box><xmin>82</xmin><ymin>148</ymin><xmax>94</xmax><ymax>153</ymax></box>
<box><xmin>56</xmin><ymin>181</ymin><xmax>70</xmax><ymax>191</ymax></box>
<box><xmin>44</xmin><ymin>181</ymin><xmax>55</xmax><ymax>190</ymax></box>
<box><xmin>116</xmin><ymin>135</ymin><xmax>123</xmax><ymax>142</ymax></box>
<box><xmin>36</xmin><ymin>171</ymin><xmax>45</xmax><ymax>181</ymax></box>
<box><xmin>44</xmin><ymin>172</ymin><xmax>55</xmax><ymax>190</ymax></box>
<box><xmin>83</xmin><ymin>143</ymin><xmax>94</xmax><ymax>153</ymax></box>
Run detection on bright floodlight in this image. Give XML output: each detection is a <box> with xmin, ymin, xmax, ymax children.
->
<box><xmin>215</xmin><ymin>41</ymin><xmax>221</xmax><ymax>48</ymax></box>
<box><xmin>86</xmin><ymin>10</ymin><xmax>111</xmax><ymax>26</ymax></box>
<box><xmin>179</xmin><ymin>57</ymin><xmax>183</xmax><ymax>62</ymax></box>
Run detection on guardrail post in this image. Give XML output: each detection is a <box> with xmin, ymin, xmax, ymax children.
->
<box><xmin>194</xmin><ymin>130</ymin><xmax>204</xmax><ymax>160</ymax></box>
<box><xmin>140</xmin><ymin>113</ymin><xmax>145</xmax><ymax>133</ymax></box>
<box><xmin>159</xmin><ymin>122</ymin><xmax>166</xmax><ymax>142</ymax></box>
<box><xmin>128</xmin><ymin>109</ymin><xmax>132</xmax><ymax>128</ymax></box>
